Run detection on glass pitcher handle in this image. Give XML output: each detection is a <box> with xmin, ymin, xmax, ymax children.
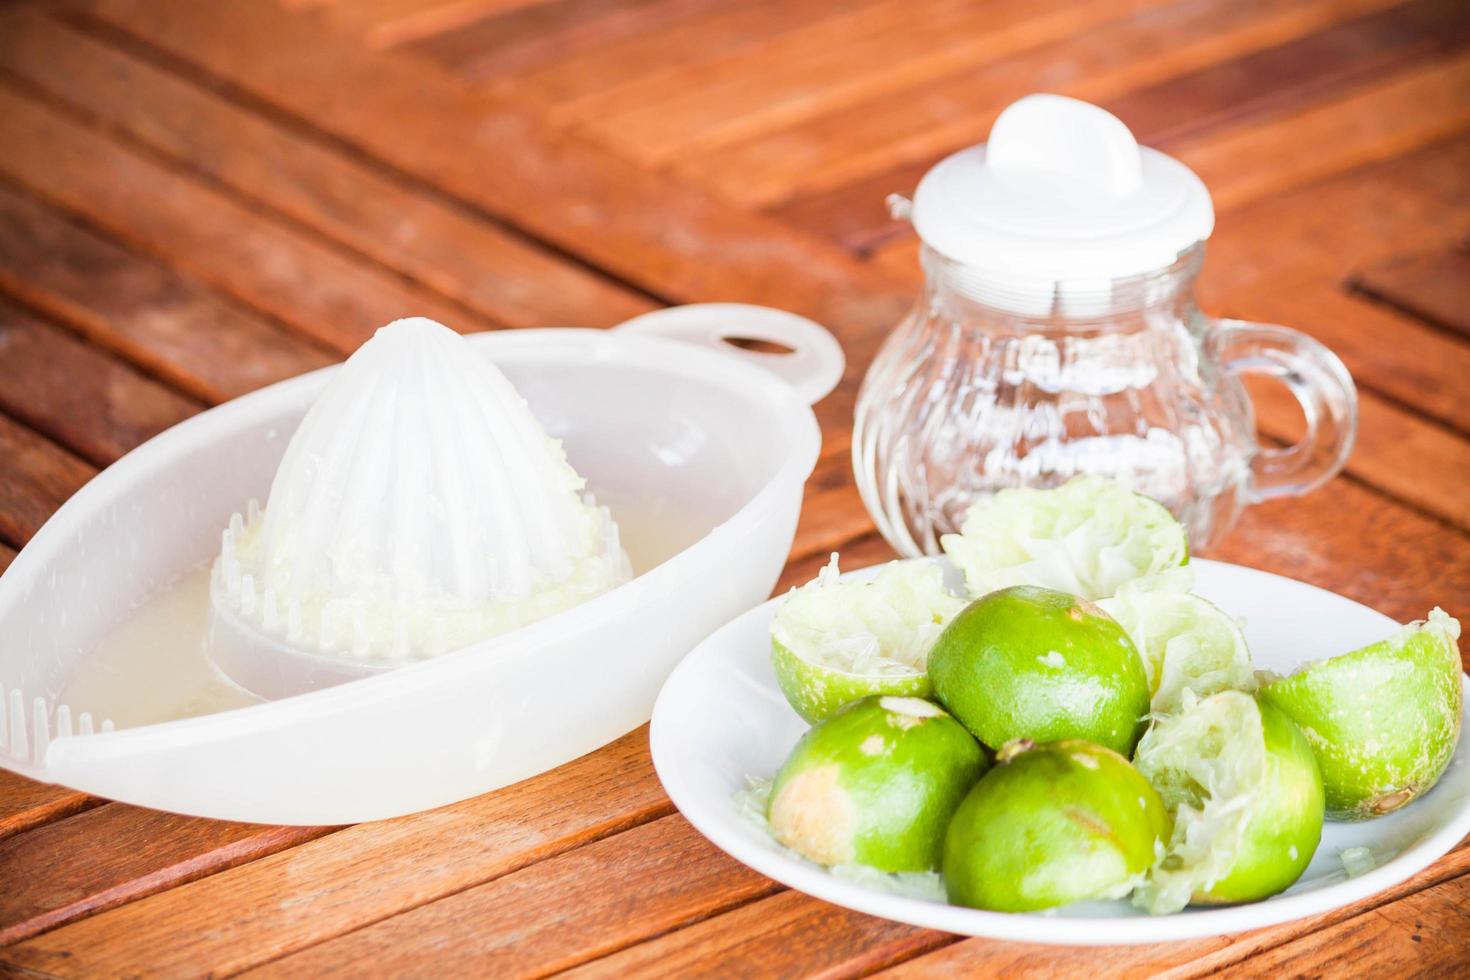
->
<box><xmin>1207</xmin><ymin>318</ymin><xmax>1358</xmax><ymax>503</ymax></box>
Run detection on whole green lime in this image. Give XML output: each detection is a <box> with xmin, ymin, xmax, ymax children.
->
<box><xmin>767</xmin><ymin>696</ymin><xmax>986</xmax><ymax>872</ymax></box>
<box><xmin>1260</xmin><ymin>608</ymin><xmax>1462</xmax><ymax>820</ymax></box>
<box><xmin>1132</xmin><ymin>690</ymin><xmax>1323</xmax><ymax>912</ymax></box>
<box><xmin>927</xmin><ymin>585</ymin><xmax>1151</xmax><ymax>755</ymax></box>
<box><xmin>943</xmin><ymin>739</ymin><xmax>1168</xmax><ymax>912</ymax></box>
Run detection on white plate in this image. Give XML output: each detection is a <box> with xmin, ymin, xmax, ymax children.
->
<box><xmin>649</xmin><ymin>558</ymin><xmax>1470</xmax><ymax>945</ymax></box>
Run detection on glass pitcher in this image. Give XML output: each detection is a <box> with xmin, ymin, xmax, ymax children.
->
<box><xmin>852</xmin><ymin>95</ymin><xmax>1357</xmax><ymax>556</ymax></box>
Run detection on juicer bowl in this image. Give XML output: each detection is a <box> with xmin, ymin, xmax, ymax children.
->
<box><xmin>0</xmin><ymin>311</ymin><xmax>840</xmax><ymax>823</ymax></box>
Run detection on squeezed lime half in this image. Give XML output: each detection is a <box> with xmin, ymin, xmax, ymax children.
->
<box><xmin>770</xmin><ymin>556</ymin><xmax>964</xmax><ymax>723</ymax></box>
<box><xmin>1260</xmin><ymin>608</ymin><xmax>1462</xmax><ymax>820</ymax></box>
<box><xmin>1100</xmin><ymin>573</ymin><xmax>1255</xmax><ymax>715</ymax></box>
<box><xmin>766</xmin><ymin>696</ymin><xmax>986</xmax><ymax>872</ymax></box>
<box><xmin>1132</xmin><ymin>689</ymin><xmax>1324</xmax><ymax>912</ymax></box>
<box><xmin>940</xmin><ymin>476</ymin><xmax>1188</xmax><ymax>601</ymax></box>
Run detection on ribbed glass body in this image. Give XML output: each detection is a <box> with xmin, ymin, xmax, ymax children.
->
<box><xmin>853</xmin><ymin>244</ymin><xmax>1256</xmax><ymax>556</ymax></box>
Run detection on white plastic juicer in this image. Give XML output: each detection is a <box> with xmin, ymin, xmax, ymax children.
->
<box><xmin>0</xmin><ymin>304</ymin><xmax>844</xmax><ymax>824</ymax></box>
<box><xmin>208</xmin><ymin>317</ymin><xmax>633</xmax><ymax>700</ymax></box>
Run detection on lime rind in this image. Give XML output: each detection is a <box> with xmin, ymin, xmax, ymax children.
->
<box><xmin>1100</xmin><ymin>573</ymin><xmax>1256</xmax><ymax>715</ymax></box>
<box><xmin>1260</xmin><ymin>607</ymin><xmax>1463</xmax><ymax>820</ymax></box>
<box><xmin>770</xmin><ymin>555</ymin><xmax>964</xmax><ymax>721</ymax></box>
<box><xmin>927</xmin><ymin>584</ymin><xmax>1152</xmax><ymax>756</ymax></box>
<box><xmin>942</xmin><ymin>739</ymin><xmax>1168</xmax><ymax>912</ymax></box>
<box><xmin>737</xmin><ymin>775</ymin><xmax>947</xmax><ymax>901</ymax></box>
<box><xmin>1131</xmin><ymin>690</ymin><xmax>1266</xmax><ymax>914</ymax></box>
<box><xmin>766</xmin><ymin>696</ymin><xmax>986</xmax><ymax>874</ymax></box>
<box><xmin>939</xmin><ymin>476</ymin><xmax>1189</xmax><ymax>601</ymax></box>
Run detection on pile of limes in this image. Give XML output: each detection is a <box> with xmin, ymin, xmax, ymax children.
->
<box><xmin>760</xmin><ymin>477</ymin><xmax>1463</xmax><ymax>915</ymax></box>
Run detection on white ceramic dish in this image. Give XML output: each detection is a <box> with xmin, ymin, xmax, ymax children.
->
<box><xmin>0</xmin><ymin>305</ymin><xmax>842</xmax><ymax>825</ymax></box>
<box><xmin>650</xmin><ymin>557</ymin><xmax>1470</xmax><ymax>945</ymax></box>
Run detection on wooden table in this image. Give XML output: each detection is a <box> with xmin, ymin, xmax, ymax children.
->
<box><xmin>1</xmin><ymin>0</ymin><xmax>1467</xmax><ymax>974</ymax></box>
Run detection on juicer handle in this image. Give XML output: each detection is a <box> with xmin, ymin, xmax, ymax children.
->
<box><xmin>613</xmin><ymin>304</ymin><xmax>845</xmax><ymax>405</ymax></box>
<box><xmin>1208</xmin><ymin>318</ymin><xmax>1358</xmax><ymax>503</ymax></box>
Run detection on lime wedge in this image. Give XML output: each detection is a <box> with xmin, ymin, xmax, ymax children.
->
<box><xmin>770</xmin><ymin>556</ymin><xmax>964</xmax><ymax>723</ymax></box>
<box><xmin>1132</xmin><ymin>690</ymin><xmax>1324</xmax><ymax>913</ymax></box>
<box><xmin>1100</xmin><ymin>574</ymin><xmax>1255</xmax><ymax>715</ymax></box>
<box><xmin>1260</xmin><ymin>608</ymin><xmax>1462</xmax><ymax>820</ymax></box>
<box><xmin>940</xmin><ymin>476</ymin><xmax>1188</xmax><ymax>600</ymax></box>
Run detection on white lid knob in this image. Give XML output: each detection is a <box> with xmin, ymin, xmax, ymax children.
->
<box><xmin>910</xmin><ymin>94</ymin><xmax>1214</xmax><ymax>292</ymax></box>
<box><xmin>988</xmin><ymin>94</ymin><xmax>1142</xmax><ymax>196</ymax></box>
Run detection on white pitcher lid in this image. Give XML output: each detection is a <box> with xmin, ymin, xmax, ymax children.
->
<box><xmin>911</xmin><ymin>94</ymin><xmax>1214</xmax><ymax>284</ymax></box>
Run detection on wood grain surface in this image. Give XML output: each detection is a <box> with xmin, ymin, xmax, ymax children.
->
<box><xmin>0</xmin><ymin>0</ymin><xmax>1466</xmax><ymax>975</ymax></box>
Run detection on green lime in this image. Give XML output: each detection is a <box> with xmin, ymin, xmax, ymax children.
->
<box><xmin>1132</xmin><ymin>690</ymin><xmax>1324</xmax><ymax>912</ymax></box>
<box><xmin>943</xmin><ymin>739</ymin><xmax>1168</xmax><ymax>912</ymax></box>
<box><xmin>1100</xmin><ymin>574</ymin><xmax>1255</xmax><ymax>715</ymax></box>
<box><xmin>927</xmin><ymin>585</ymin><xmax>1151</xmax><ymax>755</ymax></box>
<box><xmin>939</xmin><ymin>476</ymin><xmax>1188</xmax><ymax>600</ymax></box>
<box><xmin>1260</xmin><ymin>609</ymin><xmax>1462</xmax><ymax>820</ymax></box>
<box><xmin>770</xmin><ymin>556</ymin><xmax>964</xmax><ymax>723</ymax></box>
<box><xmin>767</xmin><ymin>695</ymin><xmax>986</xmax><ymax>872</ymax></box>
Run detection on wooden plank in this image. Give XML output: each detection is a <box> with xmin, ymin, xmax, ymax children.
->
<box><xmin>0</xmin><ymin>774</ymin><xmax>95</xmax><ymax>846</ymax></box>
<box><xmin>0</xmin><ymin>297</ymin><xmax>201</xmax><ymax>467</ymax></box>
<box><xmin>688</xmin><ymin>0</ymin><xmax>1401</xmax><ymax>209</ymax></box>
<box><xmin>1203</xmin><ymin>250</ymin><xmax>1470</xmax><ymax>439</ymax></box>
<box><xmin>1212</xmin><ymin>475</ymin><xmax>1470</xmax><ymax>626</ymax></box>
<box><xmin>80</xmin><ymin>0</ymin><xmax>915</xmax><ymax>342</ymax></box>
<box><xmin>0</xmin><ymin>806</ymin><xmax>334</xmax><ymax>946</ymax></box>
<box><xmin>0</xmin><ymin>82</ymin><xmax>495</xmax><ymax>354</ymax></box>
<box><xmin>1214</xmin><ymin>873</ymin><xmax>1470</xmax><ymax>977</ymax></box>
<box><xmin>502</xmin><ymin>0</ymin><xmax>899</xmax><ymax>111</ymax></box>
<box><xmin>114</xmin><ymin>0</ymin><xmax>1458</xmax><ymax>537</ymax></box>
<box><xmin>787</xmin><ymin>453</ymin><xmax>876</xmax><ymax>562</ymax></box>
<box><xmin>321</xmin><ymin>0</ymin><xmax>548</xmax><ymax>50</ymax></box>
<box><xmin>1352</xmin><ymin>246</ymin><xmax>1470</xmax><ymax>340</ymax></box>
<box><xmin>879</xmin><ymin>842</ymin><xmax>1470</xmax><ymax>977</ymax></box>
<box><xmin>106</xmin><ymin>0</ymin><xmax>1458</xmax><ymax>537</ymax></box>
<box><xmin>0</xmin><ymin>544</ymin><xmax>14</xmax><ymax>575</ymax></box>
<box><xmin>407</xmin><ymin>0</ymin><xmax>732</xmax><ymax>81</ymax></box>
<box><xmin>0</xmin><ymin>414</ymin><xmax>94</xmax><ymax>547</ymax></box>
<box><xmin>560</xmin><ymin>888</ymin><xmax>952</xmax><ymax>977</ymax></box>
<box><xmin>565</xmin><ymin>0</ymin><xmax>1172</xmax><ymax>166</ymax></box>
<box><xmin>0</xmin><ymin>10</ymin><xmax>655</xmax><ymax>331</ymax></box>
<box><xmin>0</xmin><ymin>727</ymin><xmax>671</xmax><ymax>976</ymax></box>
<box><xmin>1247</xmin><ymin>374</ymin><xmax>1470</xmax><ymax>531</ymax></box>
<box><xmin>244</xmin><ymin>815</ymin><xmax>778</xmax><ymax>977</ymax></box>
<box><xmin>770</xmin><ymin>0</ymin><xmax>1461</xmax><ymax>248</ymax></box>
<box><xmin>1109</xmin><ymin>0</ymin><xmax>1470</xmax><ymax>147</ymax></box>
<box><xmin>78</xmin><ymin>0</ymin><xmax>914</xmax><ymax>454</ymax></box>
<box><xmin>1171</xmin><ymin>54</ymin><xmax>1470</xmax><ymax>212</ymax></box>
<box><xmin>0</xmin><ymin>183</ymin><xmax>332</xmax><ymax>404</ymax></box>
